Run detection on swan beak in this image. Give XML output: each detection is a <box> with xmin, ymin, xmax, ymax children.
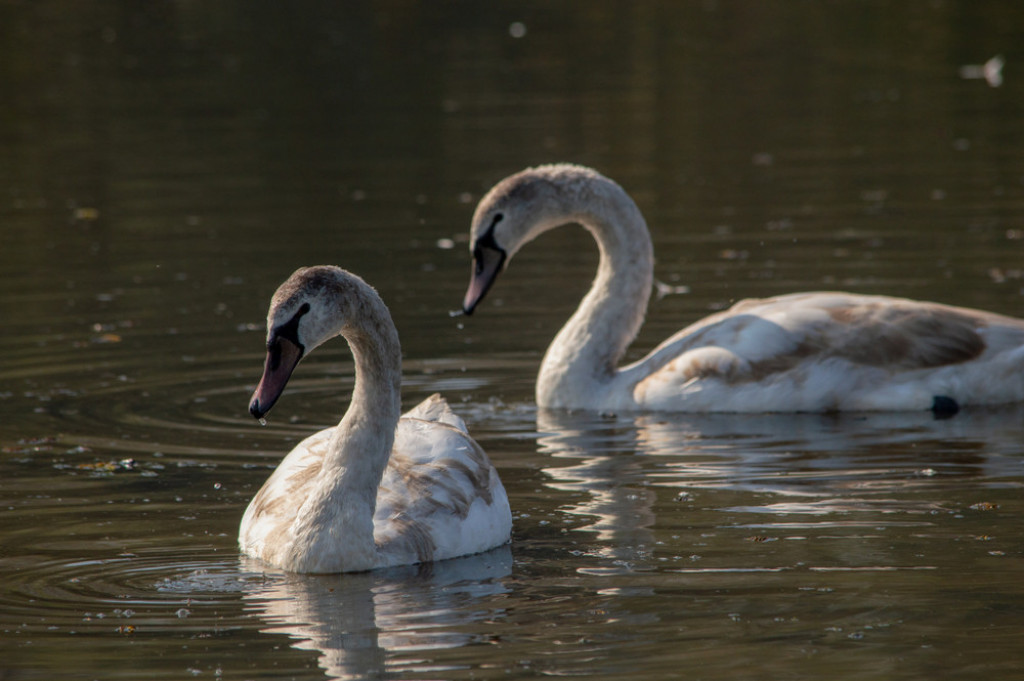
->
<box><xmin>249</xmin><ymin>337</ymin><xmax>304</xmax><ymax>420</ymax></box>
<box><xmin>463</xmin><ymin>245</ymin><xmax>506</xmax><ymax>315</ymax></box>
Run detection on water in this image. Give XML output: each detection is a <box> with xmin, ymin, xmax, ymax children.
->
<box><xmin>3</xmin><ymin>1</ymin><xmax>1024</xmax><ymax>679</ymax></box>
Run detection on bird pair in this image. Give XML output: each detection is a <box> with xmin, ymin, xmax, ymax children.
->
<box><xmin>241</xmin><ymin>164</ymin><xmax>1024</xmax><ymax>573</ymax></box>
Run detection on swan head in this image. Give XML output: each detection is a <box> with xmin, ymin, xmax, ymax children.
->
<box><xmin>249</xmin><ymin>266</ymin><xmax>369</xmax><ymax>420</ymax></box>
<box><xmin>462</xmin><ymin>164</ymin><xmax>605</xmax><ymax>314</ymax></box>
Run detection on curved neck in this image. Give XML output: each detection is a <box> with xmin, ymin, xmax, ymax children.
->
<box><xmin>294</xmin><ymin>292</ymin><xmax>402</xmax><ymax>571</ymax></box>
<box><xmin>333</xmin><ymin>304</ymin><xmax>403</xmax><ymax>474</ymax></box>
<box><xmin>537</xmin><ymin>179</ymin><xmax>654</xmax><ymax>408</ymax></box>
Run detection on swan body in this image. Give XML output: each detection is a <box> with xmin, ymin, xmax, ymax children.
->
<box><xmin>462</xmin><ymin>164</ymin><xmax>1024</xmax><ymax>413</ymax></box>
<box><xmin>241</xmin><ymin>266</ymin><xmax>511</xmax><ymax>573</ymax></box>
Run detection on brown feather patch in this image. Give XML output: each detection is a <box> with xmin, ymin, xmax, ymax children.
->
<box><xmin>827</xmin><ymin>303</ymin><xmax>986</xmax><ymax>369</ymax></box>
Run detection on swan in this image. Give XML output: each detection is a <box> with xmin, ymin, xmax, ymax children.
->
<box><xmin>241</xmin><ymin>265</ymin><xmax>511</xmax><ymax>573</ymax></box>
<box><xmin>461</xmin><ymin>163</ymin><xmax>1024</xmax><ymax>413</ymax></box>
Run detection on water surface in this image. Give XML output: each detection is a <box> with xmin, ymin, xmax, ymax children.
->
<box><xmin>3</xmin><ymin>2</ymin><xmax>1024</xmax><ymax>679</ymax></box>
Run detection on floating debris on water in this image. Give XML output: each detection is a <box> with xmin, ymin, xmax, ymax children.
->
<box><xmin>75</xmin><ymin>458</ymin><xmax>137</xmax><ymax>473</ymax></box>
<box><xmin>654</xmin><ymin>279</ymin><xmax>691</xmax><ymax>300</ymax></box>
<box><xmin>73</xmin><ymin>206</ymin><xmax>100</xmax><ymax>222</ymax></box>
<box><xmin>959</xmin><ymin>55</ymin><xmax>1004</xmax><ymax>87</ymax></box>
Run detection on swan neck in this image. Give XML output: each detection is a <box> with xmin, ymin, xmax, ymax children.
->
<box><xmin>537</xmin><ymin>177</ymin><xmax>654</xmax><ymax>407</ymax></box>
<box><xmin>296</xmin><ymin>295</ymin><xmax>402</xmax><ymax>569</ymax></box>
<box><xmin>332</xmin><ymin>303</ymin><xmax>402</xmax><ymax>480</ymax></box>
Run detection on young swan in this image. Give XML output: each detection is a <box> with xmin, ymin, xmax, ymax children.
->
<box><xmin>241</xmin><ymin>266</ymin><xmax>511</xmax><ymax>573</ymax></box>
<box><xmin>462</xmin><ymin>163</ymin><xmax>1024</xmax><ymax>413</ymax></box>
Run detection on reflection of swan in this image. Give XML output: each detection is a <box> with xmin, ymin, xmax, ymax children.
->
<box><xmin>601</xmin><ymin>407</ymin><xmax>1024</xmax><ymax>500</ymax></box>
<box><xmin>462</xmin><ymin>164</ymin><xmax>1024</xmax><ymax>413</ymax></box>
<box><xmin>535</xmin><ymin>406</ymin><xmax>1024</xmax><ymax>561</ymax></box>
<box><xmin>241</xmin><ymin>547</ymin><xmax>512</xmax><ymax>680</ymax></box>
<box><xmin>536</xmin><ymin>410</ymin><xmax>656</xmax><ymax>563</ymax></box>
<box><xmin>241</xmin><ymin>266</ymin><xmax>511</xmax><ymax>573</ymax></box>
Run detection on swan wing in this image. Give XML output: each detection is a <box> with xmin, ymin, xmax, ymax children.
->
<box><xmin>631</xmin><ymin>292</ymin><xmax>1024</xmax><ymax>411</ymax></box>
<box><xmin>239</xmin><ymin>426</ymin><xmax>334</xmax><ymax>559</ymax></box>
<box><xmin>402</xmin><ymin>393</ymin><xmax>468</xmax><ymax>433</ymax></box>
<box><xmin>374</xmin><ymin>417</ymin><xmax>511</xmax><ymax>566</ymax></box>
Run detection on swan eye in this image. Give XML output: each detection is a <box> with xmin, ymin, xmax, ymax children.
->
<box><xmin>492</xmin><ymin>213</ymin><xmax>503</xmax><ymax>225</ymax></box>
<box><xmin>271</xmin><ymin>302</ymin><xmax>310</xmax><ymax>350</ymax></box>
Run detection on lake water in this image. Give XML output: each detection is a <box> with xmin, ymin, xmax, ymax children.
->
<box><xmin>3</xmin><ymin>2</ymin><xmax>1024</xmax><ymax>679</ymax></box>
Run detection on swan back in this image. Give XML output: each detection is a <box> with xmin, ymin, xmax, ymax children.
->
<box><xmin>375</xmin><ymin>410</ymin><xmax>511</xmax><ymax>566</ymax></box>
<box><xmin>402</xmin><ymin>392</ymin><xmax>468</xmax><ymax>432</ymax></box>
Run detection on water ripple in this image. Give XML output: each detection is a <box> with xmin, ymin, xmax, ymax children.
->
<box><xmin>0</xmin><ymin>548</ymin><xmax>258</xmax><ymax>637</ymax></box>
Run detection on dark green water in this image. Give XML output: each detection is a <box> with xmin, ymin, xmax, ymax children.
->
<box><xmin>3</xmin><ymin>2</ymin><xmax>1024</xmax><ymax>679</ymax></box>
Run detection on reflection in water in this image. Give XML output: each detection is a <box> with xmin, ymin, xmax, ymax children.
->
<box><xmin>536</xmin><ymin>410</ymin><xmax>656</xmax><ymax>566</ymax></box>
<box><xmin>241</xmin><ymin>548</ymin><xmax>511</xmax><ymax>680</ymax></box>
<box><xmin>536</xmin><ymin>406</ymin><xmax>1024</xmax><ymax>571</ymax></box>
<box><xmin>630</xmin><ymin>407</ymin><xmax>1024</xmax><ymax>491</ymax></box>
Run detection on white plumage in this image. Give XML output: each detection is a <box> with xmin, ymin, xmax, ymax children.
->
<box><xmin>462</xmin><ymin>164</ymin><xmax>1024</xmax><ymax>413</ymax></box>
<box><xmin>240</xmin><ymin>266</ymin><xmax>511</xmax><ymax>573</ymax></box>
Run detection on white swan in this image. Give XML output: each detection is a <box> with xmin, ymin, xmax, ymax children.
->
<box><xmin>241</xmin><ymin>266</ymin><xmax>511</xmax><ymax>573</ymax></box>
<box><xmin>462</xmin><ymin>163</ymin><xmax>1024</xmax><ymax>413</ymax></box>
